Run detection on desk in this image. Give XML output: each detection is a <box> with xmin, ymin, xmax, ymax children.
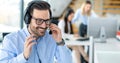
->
<box><xmin>64</xmin><ymin>36</ymin><xmax>90</xmax><ymax>55</ymax></box>
<box><xmin>63</xmin><ymin>34</ymin><xmax>91</xmax><ymax>53</ymax></box>
<box><xmin>65</xmin><ymin>39</ymin><xmax>90</xmax><ymax>46</ymax></box>
<box><xmin>63</xmin><ymin>34</ymin><xmax>90</xmax><ymax>46</ymax></box>
<box><xmin>94</xmin><ymin>38</ymin><xmax>120</xmax><ymax>63</ymax></box>
<box><xmin>63</xmin><ymin>35</ymin><xmax>94</xmax><ymax>63</ymax></box>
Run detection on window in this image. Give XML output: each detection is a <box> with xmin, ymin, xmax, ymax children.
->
<box><xmin>0</xmin><ymin>0</ymin><xmax>33</xmax><ymax>42</ymax></box>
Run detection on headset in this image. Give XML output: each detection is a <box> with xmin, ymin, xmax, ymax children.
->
<box><xmin>24</xmin><ymin>1</ymin><xmax>52</xmax><ymax>24</ymax></box>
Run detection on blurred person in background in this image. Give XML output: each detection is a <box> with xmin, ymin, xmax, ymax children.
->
<box><xmin>58</xmin><ymin>8</ymin><xmax>89</xmax><ymax>63</ymax></box>
<box><xmin>72</xmin><ymin>0</ymin><xmax>98</xmax><ymax>37</ymax></box>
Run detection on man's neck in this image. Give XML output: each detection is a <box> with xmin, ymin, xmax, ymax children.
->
<box><xmin>28</xmin><ymin>26</ymin><xmax>39</xmax><ymax>39</ymax></box>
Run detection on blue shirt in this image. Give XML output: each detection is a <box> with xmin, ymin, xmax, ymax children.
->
<box><xmin>0</xmin><ymin>27</ymin><xmax>72</xmax><ymax>63</ymax></box>
<box><xmin>72</xmin><ymin>8</ymin><xmax>98</xmax><ymax>25</ymax></box>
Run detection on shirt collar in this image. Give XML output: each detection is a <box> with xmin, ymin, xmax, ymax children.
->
<box><xmin>23</xmin><ymin>26</ymin><xmax>30</xmax><ymax>37</ymax></box>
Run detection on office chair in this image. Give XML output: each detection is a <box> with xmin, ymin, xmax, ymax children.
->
<box><xmin>2</xmin><ymin>33</ymin><xmax>9</xmax><ymax>38</ymax></box>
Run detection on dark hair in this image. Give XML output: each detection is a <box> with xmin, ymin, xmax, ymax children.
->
<box><xmin>64</xmin><ymin>8</ymin><xmax>74</xmax><ymax>34</ymax></box>
<box><xmin>24</xmin><ymin>1</ymin><xmax>52</xmax><ymax>24</ymax></box>
<box><xmin>86</xmin><ymin>0</ymin><xmax>91</xmax><ymax>5</ymax></box>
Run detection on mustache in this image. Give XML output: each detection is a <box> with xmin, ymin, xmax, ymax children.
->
<box><xmin>36</xmin><ymin>27</ymin><xmax>47</xmax><ymax>30</ymax></box>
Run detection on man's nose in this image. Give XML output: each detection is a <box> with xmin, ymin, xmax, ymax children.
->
<box><xmin>40</xmin><ymin>21</ymin><xmax>47</xmax><ymax>28</ymax></box>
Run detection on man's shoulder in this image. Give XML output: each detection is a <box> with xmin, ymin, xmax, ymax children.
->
<box><xmin>4</xmin><ymin>29</ymin><xmax>24</xmax><ymax>39</ymax></box>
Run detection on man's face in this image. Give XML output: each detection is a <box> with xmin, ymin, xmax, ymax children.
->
<box><xmin>29</xmin><ymin>9</ymin><xmax>50</xmax><ymax>37</ymax></box>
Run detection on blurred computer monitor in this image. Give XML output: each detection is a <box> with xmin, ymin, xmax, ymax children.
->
<box><xmin>87</xmin><ymin>17</ymin><xmax>118</xmax><ymax>39</ymax></box>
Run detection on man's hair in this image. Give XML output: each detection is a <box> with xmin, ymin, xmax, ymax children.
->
<box><xmin>24</xmin><ymin>1</ymin><xmax>52</xmax><ymax>24</ymax></box>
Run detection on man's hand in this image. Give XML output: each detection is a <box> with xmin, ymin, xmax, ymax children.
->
<box><xmin>23</xmin><ymin>35</ymin><xmax>37</xmax><ymax>60</ymax></box>
<box><xmin>49</xmin><ymin>23</ymin><xmax>62</xmax><ymax>43</ymax></box>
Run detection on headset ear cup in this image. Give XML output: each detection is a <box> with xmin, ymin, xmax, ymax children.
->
<box><xmin>27</xmin><ymin>14</ymin><xmax>32</xmax><ymax>24</ymax></box>
<box><xmin>24</xmin><ymin>12</ymin><xmax>31</xmax><ymax>24</ymax></box>
<box><xmin>24</xmin><ymin>1</ymin><xmax>34</xmax><ymax>24</ymax></box>
<box><xmin>24</xmin><ymin>13</ymin><xmax>28</xmax><ymax>24</ymax></box>
<box><xmin>24</xmin><ymin>9</ymin><xmax>29</xmax><ymax>24</ymax></box>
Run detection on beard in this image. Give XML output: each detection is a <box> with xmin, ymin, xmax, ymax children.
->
<box><xmin>30</xmin><ymin>26</ymin><xmax>47</xmax><ymax>37</ymax></box>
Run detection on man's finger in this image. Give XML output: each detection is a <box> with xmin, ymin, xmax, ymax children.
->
<box><xmin>25</xmin><ymin>36</ymin><xmax>36</xmax><ymax>47</ymax></box>
<box><xmin>28</xmin><ymin>42</ymin><xmax>37</xmax><ymax>49</ymax></box>
<box><xmin>27</xmin><ymin>38</ymin><xmax>36</xmax><ymax>47</ymax></box>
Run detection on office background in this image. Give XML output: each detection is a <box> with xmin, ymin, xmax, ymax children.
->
<box><xmin>0</xmin><ymin>0</ymin><xmax>120</xmax><ymax>63</ymax></box>
<box><xmin>0</xmin><ymin>0</ymin><xmax>120</xmax><ymax>41</ymax></box>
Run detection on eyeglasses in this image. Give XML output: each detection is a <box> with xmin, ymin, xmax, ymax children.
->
<box><xmin>32</xmin><ymin>16</ymin><xmax>51</xmax><ymax>25</ymax></box>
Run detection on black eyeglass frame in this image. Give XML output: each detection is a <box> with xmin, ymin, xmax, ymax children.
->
<box><xmin>32</xmin><ymin>16</ymin><xmax>51</xmax><ymax>25</ymax></box>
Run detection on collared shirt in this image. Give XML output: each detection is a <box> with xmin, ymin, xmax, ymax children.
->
<box><xmin>0</xmin><ymin>27</ymin><xmax>72</xmax><ymax>63</ymax></box>
<box><xmin>72</xmin><ymin>8</ymin><xmax>98</xmax><ymax>25</ymax></box>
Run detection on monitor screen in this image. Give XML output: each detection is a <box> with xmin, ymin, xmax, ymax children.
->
<box><xmin>87</xmin><ymin>17</ymin><xmax>118</xmax><ymax>38</ymax></box>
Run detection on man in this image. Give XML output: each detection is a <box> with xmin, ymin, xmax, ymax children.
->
<box><xmin>0</xmin><ymin>1</ymin><xmax>72</xmax><ymax>63</ymax></box>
